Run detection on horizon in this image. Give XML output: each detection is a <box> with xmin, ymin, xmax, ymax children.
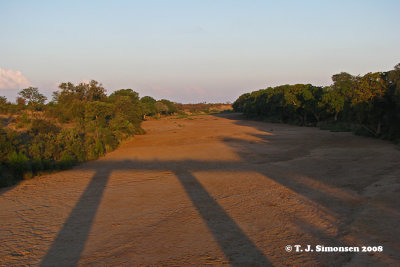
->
<box><xmin>1</xmin><ymin>0</ymin><xmax>399</xmax><ymax>103</ymax></box>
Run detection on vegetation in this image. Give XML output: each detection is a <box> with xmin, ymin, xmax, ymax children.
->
<box><xmin>175</xmin><ymin>103</ymin><xmax>232</xmax><ymax>114</ymax></box>
<box><xmin>233</xmin><ymin>64</ymin><xmax>400</xmax><ymax>141</ymax></box>
<box><xmin>0</xmin><ymin>81</ymin><xmax>177</xmax><ymax>187</ymax></box>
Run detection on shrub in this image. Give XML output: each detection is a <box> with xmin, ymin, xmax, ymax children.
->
<box><xmin>7</xmin><ymin>151</ymin><xmax>31</xmax><ymax>178</ymax></box>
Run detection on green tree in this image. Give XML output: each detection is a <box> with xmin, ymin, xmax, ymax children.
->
<box><xmin>140</xmin><ymin>96</ymin><xmax>157</xmax><ymax>116</ymax></box>
<box><xmin>85</xmin><ymin>101</ymin><xmax>113</xmax><ymax>128</ymax></box>
<box><xmin>0</xmin><ymin>96</ymin><xmax>8</xmax><ymax>113</ymax></box>
<box><xmin>18</xmin><ymin>87</ymin><xmax>47</xmax><ymax>109</ymax></box>
<box><xmin>159</xmin><ymin>99</ymin><xmax>178</xmax><ymax>114</ymax></box>
<box><xmin>322</xmin><ymin>87</ymin><xmax>345</xmax><ymax>121</ymax></box>
<box><xmin>352</xmin><ymin>72</ymin><xmax>387</xmax><ymax>136</ymax></box>
<box><xmin>232</xmin><ymin>93</ymin><xmax>250</xmax><ymax>112</ymax></box>
<box><xmin>302</xmin><ymin>85</ymin><xmax>327</xmax><ymax>123</ymax></box>
<box><xmin>55</xmin><ymin>80</ymin><xmax>107</xmax><ymax>104</ymax></box>
<box><xmin>154</xmin><ymin>101</ymin><xmax>168</xmax><ymax>115</ymax></box>
<box><xmin>109</xmin><ymin>89</ymin><xmax>139</xmax><ymax>103</ymax></box>
<box><xmin>0</xmin><ymin>96</ymin><xmax>7</xmax><ymax>105</ymax></box>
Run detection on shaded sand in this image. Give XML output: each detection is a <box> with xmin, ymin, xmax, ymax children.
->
<box><xmin>1</xmin><ymin>113</ymin><xmax>399</xmax><ymax>266</ymax></box>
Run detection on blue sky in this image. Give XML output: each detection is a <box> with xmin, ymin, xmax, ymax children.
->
<box><xmin>1</xmin><ymin>0</ymin><xmax>399</xmax><ymax>103</ymax></box>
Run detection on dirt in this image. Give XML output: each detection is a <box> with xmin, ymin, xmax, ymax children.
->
<box><xmin>1</xmin><ymin>113</ymin><xmax>399</xmax><ymax>266</ymax></box>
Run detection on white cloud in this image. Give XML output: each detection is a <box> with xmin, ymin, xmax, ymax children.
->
<box><xmin>0</xmin><ymin>68</ymin><xmax>31</xmax><ymax>90</ymax></box>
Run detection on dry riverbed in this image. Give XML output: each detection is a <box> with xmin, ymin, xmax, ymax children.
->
<box><xmin>1</xmin><ymin>113</ymin><xmax>399</xmax><ymax>266</ymax></box>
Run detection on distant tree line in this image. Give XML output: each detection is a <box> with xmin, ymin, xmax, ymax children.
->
<box><xmin>0</xmin><ymin>80</ymin><xmax>177</xmax><ymax>187</ymax></box>
<box><xmin>233</xmin><ymin>64</ymin><xmax>400</xmax><ymax>141</ymax></box>
<box><xmin>175</xmin><ymin>103</ymin><xmax>232</xmax><ymax>114</ymax></box>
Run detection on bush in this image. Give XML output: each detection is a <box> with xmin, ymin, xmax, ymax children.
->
<box><xmin>58</xmin><ymin>152</ymin><xmax>77</xmax><ymax>170</ymax></box>
<box><xmin>30</xmin><ymin>119</ymin><xmax>60</xmax><ymax>135</ymax></box>
<box><xmin>0</xmin><ymin>165</ymin><xmax>14</xmax><ymax>187</ymax></box>
<box><xmin>7</xmin><ymin>151</ymin><xmax>31</xmax><ymax>178</ymax></box>
<box><xmin>0</xmin><ymin>80</ymin><xmax>177</xmax><ymax>187</ymax></box>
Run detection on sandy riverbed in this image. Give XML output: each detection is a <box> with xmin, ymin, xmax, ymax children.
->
<box><xmin>0</xmin><ymin>113</ymin><xmax>399</xmax><ymax>266</ymax></box>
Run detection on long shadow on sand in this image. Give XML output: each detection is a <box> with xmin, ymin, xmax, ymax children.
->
<box><xmin>40</xmin><ymin>113</ymin><xmax>398</xmax><ymax>266</ymax></box>
<box><xmin>41</xmin><ymin>169</ymin><xmax>111</xmax><ymax>266</ymax></box>
<box><xmin>40</xmin><ymin>160</ymin><xmax>270</xmax><ymax>266</ymax></box>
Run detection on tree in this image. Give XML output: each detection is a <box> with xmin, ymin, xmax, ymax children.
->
<box><xmin>109</xmin><ymin>89</ymin><xmax>143</xmax><ymax>127</ymax></box>
<box><xmin>16</xmin><ymin>97</ymin><xmax>26</xmax><ymax>106</ymax></box>
<box><xmin>0</xmin><ymin>96</ymin><xmax>7</xmax><ymax>105</ymax></box>
<box><xmin>159</xmin><ymin>99</ymin><xmax>178</xmax><ymax>114</ymax></box>
<box><xmin>232</xmin><ymin>93</ymin><xmax>250</xmax><ymax>112</ymax></box>
<box><xmin>52</xmin><ymin>80</ymin><xmax>107</xmax><ymax>123</ymax></box>
<box><xmin>55</xmin><ymin>80</ymin><xmax>106</xmax><ymax>104</ymax></box>
<box><xmin>351</xmin><ymin>72</ymin><xmax>387</xmax><ymax>136</ymax></box>
<box><xmin>0</xmin><ymin>96</ymin><xmax>8</xmax><ymax>113</ymax></box>
<box><xmin>111</xmin><ymin>95</ymin><xmax>142</xmax><ymax>125</ymax></box>
<box><xmin>140</xmin><ymin>96</ymin><xmax>156</xmax><ymax>103</ymax></box>
<box><xmin>85</xmin><ymin>80</ymin><xmax>107</xmax><ymax>102</ymax></box>
<box><xmin>352</xmin><ymin>72</ymin><xmax>385</xmax><ymax>105</ymax></box>
<box><xmin>322</xmin><ymin>87</ymin><xmax>345</xmax><ymax>121</ymax></box>
<box><xmin>382</xmin><ymin>64</ymin><xmax>400</xmax><ymax>139</ymax></box>
<box><xmin>18</xmin><ymin>87</ymin><xmax>47</xmax><ymax>109</ymax></box>
<box><xmin>324</xmin><ymin>72</ymin><xmax>356</xmax><ymax>121</ymax></box>
<box><xmin>140</xmin><ymin>96</ymin><xmax>157</xmax><ymax>116</ymax></box>
<box><xmin>303</xmin><ymin>85</ymin><xmax>326</xmax><ymax>123</ymax></box>
<box><xmin>154</xmin><ymin>101</ymin><xmax>168</xmax><ymax>115</ymax></box>
<box><xmin>85</xmin><ymin>101</ymin><xmax>113</xmax><ymax>128</ymax></box>
<box><xmin>109</xmin><ymin>89</ymin><xmax>139</xmax><ymax>104</ymax></box>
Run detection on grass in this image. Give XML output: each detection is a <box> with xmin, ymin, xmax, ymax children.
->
<box><xmin>174</xmin><ymin>114</ymin><xmax>189</xmax><ymax>119</ymax></box>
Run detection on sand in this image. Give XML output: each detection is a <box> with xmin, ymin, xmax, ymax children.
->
<box><xmin>0</xmin><ymin>113</ymin><xmax>399</xmax><ymax>266</ymax></box>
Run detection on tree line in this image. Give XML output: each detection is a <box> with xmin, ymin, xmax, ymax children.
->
<box><xmin>233</xmin><ymin>64</ymin><xmax>400</xmax><ymax>141</ymax></box>
<box><xmin>0</xmin><ymin>80</ymin><xmax>177</xmax><ymax>187</ymax></box>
